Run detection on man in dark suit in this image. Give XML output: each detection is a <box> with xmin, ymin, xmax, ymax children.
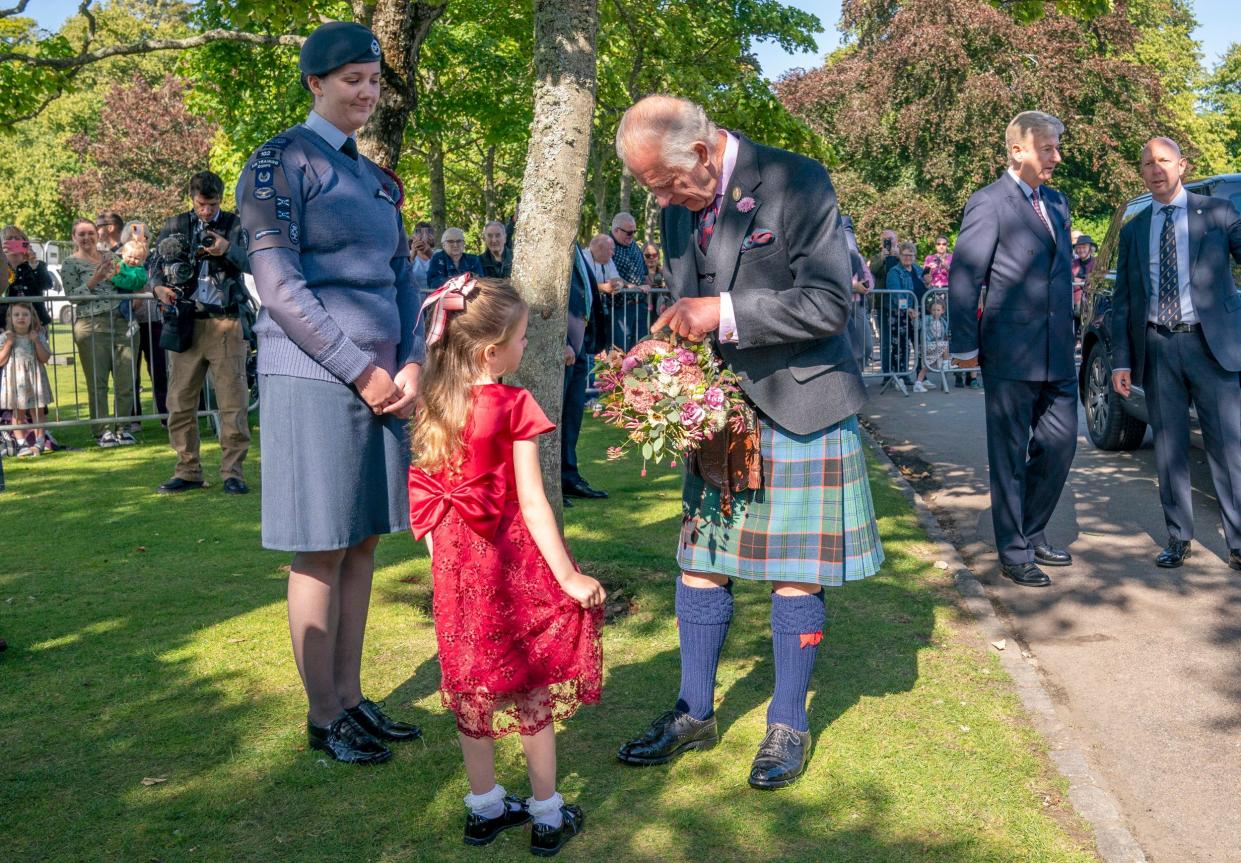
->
<box><xmin>561</xmin><ymin>243</ymin><xmax>610</xmax><ymax>505</ymax></box>
<box><xmin>612</xmin><ymin>95</ymin><xmax>883</xmax><ymax>789</ymax></box>
<box><xmin>949</xmin><ymin>111</ymin><xmax>1077</xmax><ymax>588</ymax></box>
<box><xmin>1110</xmin><ymin>137</ymin><xmax>1241</xmax><ymax>569</ymax></box>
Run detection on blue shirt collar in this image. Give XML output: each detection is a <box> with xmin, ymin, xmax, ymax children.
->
<box><xmin>304</xmin><ymin>110</ymin><xmax>353</xmax><ymax>152</ymax></box>
<box><xmin>1151</xmin><ymin>186</ymin><xmax>1188</xmax><ymax>214</ymax></box>
<box><xmin>1006</xmin><ymin>167</ymin><xmax>1039</xmax><ymax>199</ymax></box>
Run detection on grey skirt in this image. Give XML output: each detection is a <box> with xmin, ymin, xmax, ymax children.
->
<box><xmin>259</xmin><ymin>374</ymin><xmax>410</xmax><ymax>552</ymax></box>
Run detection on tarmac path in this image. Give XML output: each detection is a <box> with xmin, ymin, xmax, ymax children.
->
<box><xmin>863</xmin><ymin>384</ymin><xmax>1241</xmax><ymax>863</ymax></box>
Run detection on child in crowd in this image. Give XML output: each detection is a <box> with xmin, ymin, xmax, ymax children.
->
<box><xmin>113</xmin><ymin>239</ymin><xmax>150</xmax><ymax>338</ymax></box>
<box><xmin>0</xmin><ymin>302</ymin><xmax>53</xmax><ymax>457</ymax></box>
<box><xmin>916</xmin><ymin>298</ymin><xmax>950</xmax><ymax>393</ymax></box>
<box><xmin>407</xmin><ymin>274</ymin><xmax>604</xmax><ymax>857</ymax></box>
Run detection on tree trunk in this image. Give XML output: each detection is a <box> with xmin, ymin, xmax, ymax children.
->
<box><xmin>427</xmin><ymin>136</ymin><xmax>447</xmax><ymax>237</ymax></box>
<box><xmin>510</xmin><ymin>0</ymin><xmax>598</xmax><ymax>521</ymax></box>
<box><xmin>618</xmin><ymin>167</ymin><xmax>633</xmax><ymax>215</ymax></box>
<box><xmin>358</xmin><ymin>1</ymin><xmax>446</xmax><ymax>169</ymax></box>
<box><xmin>589</xmin><ymin>137</ymin><xmax>609</xmax><ymax>234</ymax></box>
<box><xmin>643</xmin><ymin>188</ymin><xmax>660</xmax><ymax>244</ymax></box>
<box><xmin>483</xmin><ymin>144</ymin><xmax>498</xmax><ymax>222</ymax></box>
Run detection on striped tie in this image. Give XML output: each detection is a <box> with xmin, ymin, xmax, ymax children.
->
<box><xmin>1030</xmin><ymin>188</ymin><xmax>1052</xmax><ymax>235</ymax></box>
<box><xmin>697</xmin><ymin>194</ymin><xmax>722</xmax><ymax>252</ymax></box>
<box><xmin>1156</xmin><ymin>205</ymin><xmax>1181</xmax><ymax>327</ymax></box>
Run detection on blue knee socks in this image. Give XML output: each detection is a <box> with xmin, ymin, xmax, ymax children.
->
<box><xmin>766</xmin><ymin>591</ymin><xmax>826</xmax><ymax>732</ymax></box>
<box><xmin>674</xmin><ymin>579</ymin><xmax>733</xmax><ymax>720</ymax></box>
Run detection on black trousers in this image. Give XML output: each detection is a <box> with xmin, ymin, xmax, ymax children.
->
<box><xmin>1144</xmin><ymin>324</ymin><xmax>1241</xmax><ymax>547</ymax></box>
<box><xmin>561</xmin><ymin>352</ymin><xmax>589</xmax><ymax>484</ymax></box>
<box><xmin>982</xmin><ymin>374</ymin><xmax>1078</xmax><ymax>565</ymax></box>
<box><xmin>135</xmin><ymin>320</ymin><xmax>168</xmax><ymax>417</ymax></box>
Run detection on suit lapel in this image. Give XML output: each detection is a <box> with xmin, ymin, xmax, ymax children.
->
<box><xmin>1187</xmin><ymin>191</ymin><xmax>1208</xmax><ymax>271</ymax></box>
<box><xmin>1134</xmin><ymin>206</ymin><xmax>1153</xmax><ymax>298</ymax></box>
<box><xmin>704</xmin><ymin>134</ymin><xmax>762</xmax><ymax>294</ymax></box>
<box><xmin>1006</xmin><ymin>185</ymin><xmax>1055</xmax><ymax>250</ymax></box>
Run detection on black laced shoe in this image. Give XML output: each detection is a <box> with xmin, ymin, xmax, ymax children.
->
<box><xmin>307</xmin><ymin>713</ymin><xmax>391</xmax><ymax>765</ymax></box>
<box><xmin>346</xmin><ymin>698</ymin><xmax>421</xmax><ymax>741</ymax></box>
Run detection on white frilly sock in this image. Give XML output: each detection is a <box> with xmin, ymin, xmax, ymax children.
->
<box><xmin>464</xmin><ymin>784</ymin><xmax>507</xmax><ymax>820</ymax></box>
<box><xmin>526</xmin><ymin>791</ymin><xmax>565</xmax><ymax>829</ymax></box>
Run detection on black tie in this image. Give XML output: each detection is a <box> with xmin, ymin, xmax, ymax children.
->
<box><xmin>340</xmin><ymin>138</ymin><xmax>358</xmax><ymax>160</ymax></box>
<box><xmin>1156</xmin><ymin>205</ymin><xmax>1181</xmax><ymax>327</ymax></box>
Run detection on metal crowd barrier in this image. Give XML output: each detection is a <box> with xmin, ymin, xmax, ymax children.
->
<box><xmin>857</xmin><ymin>288</ymin><xmax>921</xmax><ymax>395</ymax></box>
<box><xmin>599</xmin><ymin>286</ymin><xmax>672</xmax><ymax>352</ymax></box>
<box><xmin>0</xmin><ymin>293</ymin><xmax>234</xmax><ymax>445</ymax></box>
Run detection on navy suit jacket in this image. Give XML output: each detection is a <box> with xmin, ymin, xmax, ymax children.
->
<box><xmin>660</xmin><ymin>134</ymin><xmax>863</xmax><ymax>435</ymax></box>
<box><xmin>948</xmin><ymin>174</ymin><xmax>1076</xmax><ymax>382</ymax></box>
<box><xmin>1111</xmin><ymin>190</ymin><xmax>1241</xmax><ymax>385</ymax></box>
<box><xmin>567</xmin><ymin>245</ymin><xmax>608</xmax><ymax>358</ymax></box>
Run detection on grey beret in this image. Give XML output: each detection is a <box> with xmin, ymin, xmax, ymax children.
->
<box><xmin>299</xmin><ymin>21</ymin><xmax>382</xmax><ymax>88</ymax></box>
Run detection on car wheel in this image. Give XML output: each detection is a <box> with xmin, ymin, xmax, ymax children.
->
<box><xmin>1085</xmin><ymin>343</ymin><xmax>1146</xmax><ymax>451</ymax></box>
<box><xmin>59</xmin><ymin>306</ymin><xmax>74</xmax><ymax>325</ymax></box>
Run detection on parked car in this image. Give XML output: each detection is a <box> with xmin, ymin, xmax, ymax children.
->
<box><xmin>40</xmin><ymin>264</ymin><xmax>77</xmax><ymax>325</ymax></box>
<box><xmin>1078</xmin><ymin>173</ymin><xmax>1241</xmax><ymax>450</ymax></box>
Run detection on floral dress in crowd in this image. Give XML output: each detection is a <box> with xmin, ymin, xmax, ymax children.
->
<box><xmin>408</xmin><ymin>384</ymin><xmax>603</xmax><ymax>738</ymax></box>
<box><xmin>0</xmin><ymin>332</ymin><xmax>52</xmax><ymax>410</ymax></box>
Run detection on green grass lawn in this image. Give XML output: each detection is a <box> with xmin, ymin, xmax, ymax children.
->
<box><xmin>0</xmin><ymin>417</ymin><xmax>1098</xmax><ymax>862</ymax></box>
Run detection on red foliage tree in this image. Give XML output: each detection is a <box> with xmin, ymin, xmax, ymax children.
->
<box><xmin>60</xmin><ymin>74</ymin><xmax>218</xmax><ymax>224</ymax></box>
<box><xmin>776</xmin><ymin>0</ymin><xmax>1173</xmax><ymax>249</ymax></box>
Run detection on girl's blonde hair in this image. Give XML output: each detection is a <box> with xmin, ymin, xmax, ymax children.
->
<box><xmin>5</xmin><ymin>301</ymin><xmax>37</xmax><ymax>333</ymax></box>
<box><xmin>411</xmin><ymin>277</ymin><xmax>528</xmax><ymax>474</ymax></box>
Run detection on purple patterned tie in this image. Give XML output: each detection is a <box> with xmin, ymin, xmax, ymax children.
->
<box><xmin>1030</xmin><ymin>188</ymin><xmax>1052</xmax><ymax>235</ymax></box>
<box><xmin>697</xmin><ymin>194</ymin><xmax>722</xmax><ymax>253</ymax></box>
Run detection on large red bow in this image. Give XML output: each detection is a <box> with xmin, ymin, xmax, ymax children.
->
<box><xmin>419</xmin><ymin>273</ymin><xmax>477</xmax><ymax>346</ymax></box>
<box><xmin>408</xmin><ymin>468</ymin><xmax>505</xmax><ymax>541</ymax></box>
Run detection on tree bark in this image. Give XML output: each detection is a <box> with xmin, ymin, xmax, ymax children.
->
<box><xmin>358</xmin><ymin>0</ymin><xmax>446</xmax><ymax>169</ymax></box>
<box><xmin>427</xmin><ymin>135</ymin><xmax>448</xmax><ymax>238</ymax></box>
<box><xmin>618</xmin><ymin>167</ymin><xmax>633</xmax><ymax>215</ymax></box>
<box><xmin>483</xmin><ymin>144</ymin><xmax>498</xmax><ymax>222</ymax></box>
<box><xmin>510</xmin><ymin>0</ymin><xmax>598</xmax><ymax>521</ymax></box>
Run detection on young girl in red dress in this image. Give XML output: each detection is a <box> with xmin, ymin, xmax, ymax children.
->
<box><xmin>408</xmin><ymin>275</ymin><xmax>605</xmax><ymax>857</ymax></box>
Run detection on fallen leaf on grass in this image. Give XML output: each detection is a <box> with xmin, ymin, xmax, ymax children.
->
<box><xmin>991</xmin><ymin>639</ymin><xmax>1006</xmax><ymax>651</ymax></box>
<box><xmin>136</xmin><ymin>546</ymin><xmax>146</xmax><ymax>553</ymax></box>
<box><xmin>226</xmin><ymin>637</ymin><xmax>247</xmax><ymax>644</ymax></box>
<box><xmin>934</xmin><ymin>560</ymin><xmax>949</xmax><ymax>570</ymax></box>
<box><xmin>140</xmin><ymin>776</ymin><xmax>168</xmax><ymax>786</ymax></box>
<box><xmin>958</xmin><ymin>725</ymin><xmax>970</xmax><ymax>733</ymax></box>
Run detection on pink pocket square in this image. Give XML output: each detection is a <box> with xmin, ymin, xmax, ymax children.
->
<box><xmin>740</xmin><ymin>230</ymin><xmax>775</xmax><ymax>253</ymax></box>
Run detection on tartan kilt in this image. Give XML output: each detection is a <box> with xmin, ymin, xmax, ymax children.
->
<box><xmin>677</xmin><ymin>414</ymin><xmax>884</xmax><ymax>586</ymax></box>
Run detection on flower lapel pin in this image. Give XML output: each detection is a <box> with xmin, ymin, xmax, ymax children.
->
<box><xmin>737</xmin><ymin>196</ymin><xmax>757</xmax><ymax>213</ymax></box>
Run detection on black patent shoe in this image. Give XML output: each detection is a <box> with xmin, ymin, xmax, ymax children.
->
<box><xmin>562</xmin><ymin>478</ymin><xmax>608</xmax><ymax>499</ymax></box>
<box><xmin>616</xmin><ymin>709</ymin><xmax>718</xmax><ymax>765</ymax></box>
<box><xmin>464</xmin><ymin>796</ymin><xmax>530</xmax><ymax>847</ymax></box>
<box><xmin>1156</xmin><ymin>539</ymin><xmax>1192</xmax><ymax>568</ymax></box>
<box><xmin>1000</xmin><ymin>561</ymin><xmax>1051</xmax><ymax>587</ymax></box>
<box><xmin>1033</xmin><ymin>544</ymin><xmax>1072</xmax><ymax>567</ymax></box>
<box><xmin>346</xmin><ymin>698</ymin><xmax>422</xmax><ymax>741</ymax></box>
<box><xmin>748</xmin><ymin>723</ymin><xmax>812</xmax><ymax>790</ymax></box>
<box><xmin>307</xmin><ymin>713</ymin><xmax>392</xmax><ymax>764</ymax></box>
<box><xmin>222</xmin><ymin>477</ymin><xmax>249</xmax><ymax>495</ymax></box>
<box><xmin>157</xmin><ymin>476</ymin><xmax>204</xmax><ymax>494</ymax></box>
<box><xmin>531</xmin><ymin>804</ymin><xmax>584</xmax><ymax>857</ymax></box>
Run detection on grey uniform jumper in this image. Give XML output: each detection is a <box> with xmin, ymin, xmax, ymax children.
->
<box><xmin>238</xmin><ymin>116</ymin><xmax>425</xmax><ymax>551</ymax></box>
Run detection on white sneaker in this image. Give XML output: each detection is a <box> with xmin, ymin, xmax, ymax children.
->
<box><xmin>912</xmin><ymin>381</ymin><xmax>927</xmax><ymax>393</ymax></box>
<box><xmin>17</xmin><ymin>445</ymin><xmax>40</xmax><ymax>458</ymax></box>
<box><xmin>116</xmin><ymin>431</ymin><xmax>137</xmax><ymax>446</ymax></box>
<box><xmin>99</xmin><ymin>431</ymin><xmax>119</xmax><ymax>448</ymax></box>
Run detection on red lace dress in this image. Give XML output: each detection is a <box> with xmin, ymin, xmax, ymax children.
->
<box><xmin>408</xmin><ymin>384</ymin><xmax>604</xmax><ymax>738</ymax></box>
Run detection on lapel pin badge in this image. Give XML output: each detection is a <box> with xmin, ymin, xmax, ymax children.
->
<box><xmin>1196</xmin><ymin>208</ymin><xmax>1203</xmax><ymax>214</ymax></box>
<box><xmin>731</xmin><ymin>186</ymin><xmax>741</xmax><ymax>202</ymax></box>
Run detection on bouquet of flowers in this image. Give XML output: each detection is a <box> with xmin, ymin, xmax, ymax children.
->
<box><xmin>592</xmin><ymin>337</ymin><xmax>750</xmax><ymax>474</ymax></box>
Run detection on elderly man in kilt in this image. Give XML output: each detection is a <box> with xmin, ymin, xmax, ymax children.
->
<box><xmin>613</xmin><ymin>95</ymin><xmax>883</xmax><ymax>789</ymax></box>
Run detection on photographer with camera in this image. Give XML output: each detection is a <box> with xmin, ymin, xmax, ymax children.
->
<box><xmin>149</xmin><ymin>171</ymin><xmax>252</xmax><ymax>495</ymax></box>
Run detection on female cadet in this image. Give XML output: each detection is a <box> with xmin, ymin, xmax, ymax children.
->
<box><xmin>237</xmin><ymin>21</ymin><xmax>424</xmax><ymax>764</ymax></box>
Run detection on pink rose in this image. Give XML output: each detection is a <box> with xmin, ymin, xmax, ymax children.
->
<box><xmin>704</xmin><ymin>387</ymin><xmax>726</xmax><ymax>410</ymax></box>
<box><xmin>658</xmin><ymin>356</ymin><xmax>682</xmax><ymax>376</ymax></box>
<box><xmin>676</xmin><ymin>347</ymin><xmax>696</xmax><ymax>365</ymax></box>
<box><xmin>737</xmin><ymin>196</ymin><xmax>756</xmax><ymax>213</ymax></box>
<box><xmin>621</xmin><ymin>355</ymin><xmax>639</xmax><ymax>372</ymax></box>
<box><xmin>680</xmin><ymin>401</ymin><xmax>706</xmax><ymax>427</ymax></box>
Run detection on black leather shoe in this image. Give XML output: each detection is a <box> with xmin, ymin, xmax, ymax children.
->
<box><xmin>1229</xmin><ymin>549</ymin><xmax>1241</xmax><ymax>571</ymax></box>
<box><xmin>562</xmin><ymin>478</ymin><xmax>608</xmax><ymax>499</ymax></box>
<box><xmin>345</xmin><ymin>698</ymin><xmax>421</xmax><ymax>741</ymax></box>
<box><xmin>562</xmin><ymin>497</ymin><xmax>573</xmax><ymax>508</ymax></box>
<box><xmin>157</xmin><ymin>477</ymin><xmax>204</xmax><ymax>494</ymax></box>
<box><xmin>531</xmin><ymin>804</ymin><xmax>584</xmax><ymax>857</ymax></box>
<box><xmin>748</xmin><ymin>723</ymin><xmax>812</xmax><ymax>790</ymax></box>
<box><xmin>463</xmin><ymin>796</ymin><xmax>530</xmax><ymax>846</ymax></box>
<box><xmin>222</xmin><ymin>477</ymin><xmax>249</xmax><ymax>495</ymax></box>
<box><xmin>1033</xmin><ymin>544</ymin><xmax>1072</xmax><ymax>567</ymax></box>
<box><xmin>307</xmin><ymin>713</ymin><xmax>392</xmax><ymax>764</ymax></box>
<box><xmin>1000</xmin><ymin>562</ymin><xmax>1051</xmax><ymax>587</ymax></box>
<box><xmin>1156</xmin><ymin>539</ymin><xmax>1191</xmax><ymax>568</ymax></box>
<box><xmin>616</xmin><ymin>710</ymin><xmax>718</xmax><ymax>765</ymax></box>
